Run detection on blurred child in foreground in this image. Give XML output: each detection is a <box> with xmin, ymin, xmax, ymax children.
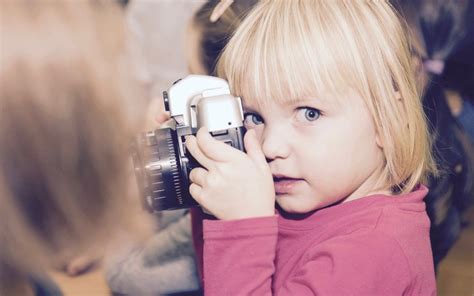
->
<box><xmin>0</xmin><ymin>1</ymin><xmax>150</xmax><ymax>295</ymax></box>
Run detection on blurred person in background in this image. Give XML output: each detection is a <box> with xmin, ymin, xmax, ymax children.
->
<box><xmin>0</xmin><ymin>1</ymin><xmax>151</xmax><ymax>295</ymax></box>
<box><xmin>126</xmin><ymin>0</ymin><xmax>204</xmax><ymax>130</ymax></box>
<box><xmin>393</xmin><ymin>0</ymin><xmax>474</xmax><ymax>270</ymax></box>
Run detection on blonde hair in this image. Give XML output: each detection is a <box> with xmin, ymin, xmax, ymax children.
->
<box><xmin>0</xmin><ymin>0</ymin><xmax>149</xmax><ymax>285</ymax></box>
<box><xmin>218</xmin><ymin>0</ymin><xmax>436</xmax><ymax>194</ymax></box>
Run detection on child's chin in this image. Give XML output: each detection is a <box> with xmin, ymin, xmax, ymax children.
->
<box><xmin>276</xmin><ymin>195</ymin><xmax>316</xmax><ymax>214</ymax></box>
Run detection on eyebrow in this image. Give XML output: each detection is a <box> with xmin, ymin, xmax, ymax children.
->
<box><xmin>285</xmin><ymin>97</ymin><xmax>331</xmax><ymax>108</ymax></box>
<box><xmin>242</xmin><ymin>106</ymin><xmax>260</xmax><ymax>115</ymax></box>
<box><xmin>242</xmin><ymin>100</ymin><xmax>260</xmax><ymax>111</ymax></box>
<box><xmin>242</xmin><ymin>97</ymin><xmax>329</xmax><ymax>111</ymax></box>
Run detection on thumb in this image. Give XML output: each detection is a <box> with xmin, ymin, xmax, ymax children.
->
<box><xmin>244</xmin><ymin>129</ymin><xmax>267</xmax><ymax>168</ymax></box>
<box><xmin>66</xmin><ymin>255</ymin><xmax>96</xmax><ymax>276</ymax></box>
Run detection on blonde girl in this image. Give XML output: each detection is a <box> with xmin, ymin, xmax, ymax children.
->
<box><xmin>185</xmin><ymin>0</ymin><xmax>437</xmax><ymax>294</ymax></box>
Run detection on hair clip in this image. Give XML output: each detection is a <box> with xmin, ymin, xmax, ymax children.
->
<box><xmin>210</xmin><ymin>0</ymin><xmax>234</xmax><ymax>23</ymax></box>
<box><xmin>423</xmin><ymin>59</ymin><xmax>445</xmax><ymax>75</ymax></box>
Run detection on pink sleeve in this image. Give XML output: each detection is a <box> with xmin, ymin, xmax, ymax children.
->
<box><xmin>203</xmin><ymin>216</ymin><xmax>278</xmax><ymax>296</ymax></box>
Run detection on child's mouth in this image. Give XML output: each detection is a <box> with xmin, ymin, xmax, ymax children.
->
<box><xmin>273</xmin><ymin>176</ymin><xmax>304</xmax><ymax>195</ymax></box>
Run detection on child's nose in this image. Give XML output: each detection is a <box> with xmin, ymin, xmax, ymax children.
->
<box><xmin>261</xmin><ymin>127</ymin><xmax>290</xmax><ymax>161</ymax></box>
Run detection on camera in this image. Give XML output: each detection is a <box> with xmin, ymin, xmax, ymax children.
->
<box><xmin>132</xmin><ymin>75</ymin><xmax>246</xmax><ymax>211</ymax></box>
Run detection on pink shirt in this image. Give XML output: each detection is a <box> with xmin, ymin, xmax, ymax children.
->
<box><xmin>194</xmin><ymin>186</ymin><xmax>436</xmax><ymax>295</ymax></box>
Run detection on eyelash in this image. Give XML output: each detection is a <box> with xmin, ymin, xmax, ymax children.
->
<box><xmin>295</xmin><ymin>107</ymin><xmax>321</xmax><ymax>122</ymax></box>
<box><xmin>243</xmin><ymin>112</ymin><xmax>264</xmax><ymax>127</ymax></box>
<box><xmin>243</xmin><ymin>107</ymin><xmax>322</xmax><ymax>127</ymax></box>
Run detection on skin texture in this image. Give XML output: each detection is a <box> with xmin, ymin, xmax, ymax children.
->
<box><xmin>186</xmin><ymin>89</ymin><xmax>389</xmax><ymax>218</ymax></box>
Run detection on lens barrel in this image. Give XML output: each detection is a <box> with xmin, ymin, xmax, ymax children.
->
<box><xmin>132</xmin><ymin>128</ymin><xmax>198</xmax><ymax>211</ymax></box>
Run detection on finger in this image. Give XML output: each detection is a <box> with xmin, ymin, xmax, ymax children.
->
<box><xmin>155</xmin><ymin>111</ymin><xmax>171</xmax><ymax>125</ymax></box>
<box><xmin>244</xmin><ymin>129</ymin><xmax>268</xmax><ymax>169</ymax></box>
<box><xmin>189</xmin><ymin>183</ymin><xmax>204</xmax><ymax>205</ymax></box>
<box><xmin>185</xmin><ymin>135</ymin><xmax>214</xmax><ymax>169</ymax></box>
<box><xmin>189</xmin><ymin>167</ymin><xmax>208</xmax><ymax>186</ymax></box>
<box><xmin>196</xmin><ymin>127</ymin><xmax>240</xmax><ymax>162</ymax></box>
<box><xmin>201</xmin><ymin>205</ymin><xmax>213</xmax><ymax>216</ymax></box>
<box><xmin>66</xmin><ymin>256</ymin><xmax>96</xmax><ymax>276</ymax></box>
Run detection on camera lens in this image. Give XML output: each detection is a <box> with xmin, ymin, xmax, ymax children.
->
<box><xmin>132</xmin><ymin>128</ymin><xmax>198</xmax><ymax>211</ymax></box>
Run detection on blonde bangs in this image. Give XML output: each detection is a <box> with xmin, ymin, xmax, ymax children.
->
<box><xmin>217</xmin><ymin>0</ymin><xmax>362</xmax><ymax>109</ymax></box>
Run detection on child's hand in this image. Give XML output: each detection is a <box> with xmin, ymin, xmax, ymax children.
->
<box><xmin>186</xmin><ymin>128</ymin><xmax>275</xmax><ymax>220</ymax></box>
<box><xmin>155</xmin><ymin>110</ymin><xmax>171</xmax><ymax>125</ymax></box>
<box><xmin>64</xmin><ymin>255</ymin><xmax>100</xmax><ymax>276</ymax></box>
<box><xmin>56</xmin><ymin>253</ymin><xmax>102</xmax><ymax>276</ymax></box>
<box><xmin>144</xmin><ymin>96</ymin><xmax>170</xmax><ymax>130</ymax></box>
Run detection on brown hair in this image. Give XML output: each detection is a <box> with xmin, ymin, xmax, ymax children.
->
<box><xmin>191</xmin><ymin>0</ymin><xmax>258</xmax><ymax>75</ymax></box>
<box><xmin>0</xmin><ymin>0</ymin><xmax>149</xmax><ymax>290</ymax></box>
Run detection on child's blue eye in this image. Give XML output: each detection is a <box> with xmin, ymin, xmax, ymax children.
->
<box><xmin>243</xmin><ymin>113</ymin><xmax>264</xmax><ymax>127</ymax></box>
<box><xmin>296</xmin><ymin>107</ymin><xmax>320</xmax><ymax>122</ymax></box>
